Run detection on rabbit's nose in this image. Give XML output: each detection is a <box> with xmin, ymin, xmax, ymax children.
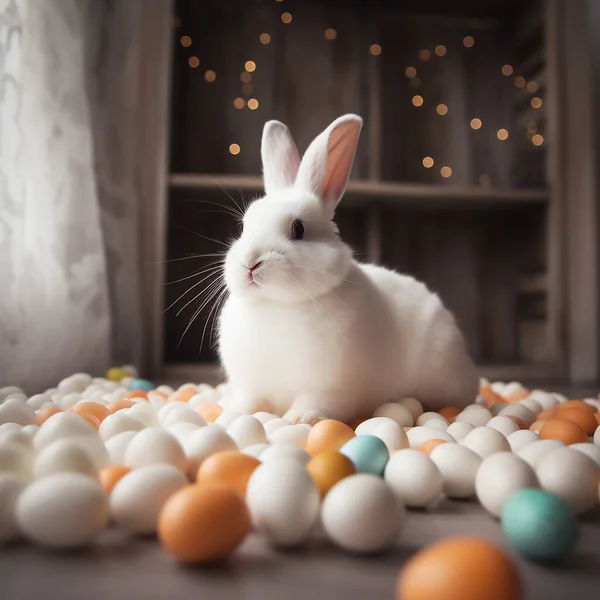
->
<box><xmin>249</xmin><ymin>261</ymin><xmax>263</xmax><ymax>272</ymax></box>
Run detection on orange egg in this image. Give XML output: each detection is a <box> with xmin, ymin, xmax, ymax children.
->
<box><xmin>559</xmin><ymin>400</ymin><xmax>596</xmax><ymax>414</ymax></box>
<box><xmin>438</xmin><ymin>407</ymin><xmax>460</xmax><ymax>423</ymax></box>
<box><xmin>124</xmin><ymin>389</ymin><xmax>148</xmax><ymax>401</ymax></box>
<box><xmin>196</xmin><ymin>451</ymin><xmax>260</xmax><ymax>496</ymax></box>
<box><xmin>529</xmin><ymin>419</ymin><xmax>547</xmax><ymax>434</ymax></box>
<box><xmin>70</xmin><ymin>402</ymin><xmax>109</xmax><ymax>423</ymax></box>
<box><xmin>195</xmin><ymin>401</ymin><xmax>223</xmax><ymax>423</ymax></box>
<box><xmin>479</xmin><ymin>385</ymin><xmax>504</xmax><ymax>408</ymax></box>
<box><xmin>150</xmin><ymin>390</ymin><xmax>169</xmax><ymax>400</ymax></box>
<box><xmin>306</xmin><ymin>451</ymin><xmax>356</xmax><ymax>497</ymax></box>
<box><xmin>35</xmin><ymin>405</ymin><xmax>62</xmax><ymax>425</ymax></box>
<box><xmin>553</xmin><ymin>407</ymin><xmax>597</xmax><ymax>435</ymax></box>
<box><xmin>99</xmin><ymin>465</ymin><xmax>131</xmax><ymax>494</ymax></box>
<box><xmin>77</xmin><ymin>411</ymin><xmax>101</xmax><ymax>430</ymax></box>
<box><xmin>418</xmin><ymin>439</ymin><xmax>447</xmax><ymax>456</ymax></box>
<box><xmin>168</xmin><ymin>385</ymin><xmax>198</xmax><ymax>403</ymax></box>
<box><xmin>536</xmin><ymin>408</ymin><xmax>556</xmax><ymax>421</ymax></box>
<box><xmin>106</xmin><ymin>399</ymin><xmax>136</xmax><ymax>414</ymax></box>
<box><xmin>305</xmin><ymin>419</ymin><xmax>356</xmax><ymax>456</ymax></box>
<box><xmin>539</xmin><ymin>419</ymin><xmax>588</xmax><ymax>445</ymax></box>
<box><xmin>397</xmin><ymin>537</ymin><xmax>523</xmax><ymax>600</ymax></box>
<box><xmin>158</xmin><ymin>482</ymin><xmax>251</xmax><ymax>563</ymax></box>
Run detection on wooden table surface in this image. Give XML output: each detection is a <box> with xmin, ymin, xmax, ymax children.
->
<box><xmin>3</xmin><ymin>499</ymin><xmax>600</xmax><ymax>600</ymax></box>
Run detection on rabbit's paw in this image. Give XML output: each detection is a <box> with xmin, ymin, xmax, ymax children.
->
<box><xmin>227</xmin><ymin>391</ymin><xmax>273</xmax><ymax>415</ymax></box>
<box><xmin>283</xmin><ymin>406</ymin><xmax>330</xmax><ymax>426</ymax></box>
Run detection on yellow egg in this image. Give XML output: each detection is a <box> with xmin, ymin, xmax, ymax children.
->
<box><xmin>158</xmin><ymin>483</ymin><xmax>251</xmax><ymax>563</ymax></box>
<box><xmin>196</xmin><ymin>451</ymin><xmax>260</xmax><ymax>496</ymax></box>
<box><xmin>306</xmin><ymin>451</ymin><xmax>356</xmax><ymax>497</ymax></box>
<box><xmin>305</xmin><ymin>420</ymin><xmax>355</xmax><ymax>456</ymax></box>
<box><xmin>106</xmin><ymin>367</ymin><xmax>129</xmax><ymax>382</ymax></box>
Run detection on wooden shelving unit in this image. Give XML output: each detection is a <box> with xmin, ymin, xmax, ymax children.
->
<box><xmin>149</xmin><ymin>0</ymin><xmax>600</xmax><ymax>386</ymax></box>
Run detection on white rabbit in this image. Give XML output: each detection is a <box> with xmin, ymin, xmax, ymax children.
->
<box><xmin>218</xmin><ymin>114</ymin><xmax>479</xmax><ymax>425</ymax></box>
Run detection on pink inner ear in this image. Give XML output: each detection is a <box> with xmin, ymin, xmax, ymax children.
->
<box><xmin>322</xmin><ymin>123</ymin><xmax>360</xmax><ymax>202</ymax></box>
<box><xmin>284</xmin><ymin>145</ymin><xmax>301</xmax><ymax>184</ymax></box>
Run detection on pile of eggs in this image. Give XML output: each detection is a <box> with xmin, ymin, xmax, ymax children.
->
<box><xmin>1</xmin><ymin>369</ymin><xmax>600</xmax><ymax>599</ymax></box>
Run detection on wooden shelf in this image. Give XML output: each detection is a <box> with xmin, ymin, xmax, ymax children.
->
<box><xmin>169</xmin><ymin>174</ymin><xmax>549</xmax><ymax>207</ymax></box>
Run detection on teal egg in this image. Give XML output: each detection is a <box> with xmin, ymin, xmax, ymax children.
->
<box><xmin>340</xmin><ymin>435</ymin><xmax>389</xmax><ymax>476</ymax></box>
<box><xmin>128</xmin><ymin>378</ymin><xmax>154</xmax><ymax>392</ymax></box>
<box><xmin>501</xmin><ymin>488</ymin><xmax>579</xmax><ymax>562</ymax></box>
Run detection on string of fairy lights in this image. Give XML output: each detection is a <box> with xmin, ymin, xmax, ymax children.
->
<box><xmin>175</xmin><ymin>0</ymin><xmax>544</xmax><ymax>185</ymax></box>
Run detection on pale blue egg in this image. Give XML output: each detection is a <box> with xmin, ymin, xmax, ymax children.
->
<box><xmin>340</xmin><ymin>435</ymin><xmax>389</xmax><ymax>476</ymax></box>
<box><xmin>128</xmin><ymin>378</ymin><xmax>154</xmax><ymax>392</ymax></box>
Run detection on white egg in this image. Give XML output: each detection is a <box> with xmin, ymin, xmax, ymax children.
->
<box><xmin>167</xmin><ymin>422</ymin><xmax>200</xmax><ymax>446</ymax></box>
<box><xmin>125</xmin><ymin>403</ymin><xmax>159</xmax><ymax>427</ymax></box>
<box><xmin>0</xmin><ymin>473</ymin><xmax>28</xmax><ymax>544</ymax></box>
<box><xmin>536</xmin><ymin>446</ymin><xmax>600</xmax><ymax>514</ymax></box>
<box><xmin>105</xmin><ymin>431</ymin><xmax>139</xmax><ymax>465</ymax></box>
<box><xmin>17</xmin><ymin>473</ymin><xmax>108</xmax><ymax>548</ymax></box>
<box><xmin>267</xmin><ymin>424</ymin><xmax>310</xmax><ymax>448</ymax></box>
<box><xmin>446</xmin><ymin>421</ymin><xmax>474</xmax><ymax>442</ymax></box>
<box><xmin>406</xmin><ymin>426</ymin><xmax>454</xmax><ymax>449</ymax></box>
<box><xmin>461</xmin><ymin>426</ymin><xmax>510</xmax><ymax>459</ymax></box>
<box><xmin>570</xmin><ymin>442</ymin><xmax>600</xmax><ymax>467</ymax></box>
<box><xmin>416</xmin><ymin>412</ymin><xmax>448</xmax><ymax>428</ymax></box>
<box><xmin>397</xmin><ymin>397</ymin><xmax>424</xmax><ymax>421</ymax></box>
<box><xmin>146</xmin><ymin>393</ymin><xmax>167</xmax><ymax>409</ymax></box>
<box><xmin>26</xmin><ymin>394</ymin><xmax>52</xmax><ymax>410</ymax></box>
<box><xmin>215</xmin><ymin>409</ymin><xmax>243</xmax><ymax>428</ymax></box>
<box><xmin>160</xmin><ymin>405</ymin><xmax>207</xmax><ymax>428</ymax></box>
<box><xmin>430</xmin><ymin>443</ymin><xmax>482</xmax><ymax>498</ymax></box>
<box><xmin>264</xmin><ymin>418</ymin><xmax>294</xmax><ymax>435</ymax></box>
<box><xmin>184</xmin><ymin>424</ymin><xmax>238</xmax><ymax>478</ymax></box>
<box><xmin>98</xmin><ymin>413</ymin><xmax>146</xmax><ymax>442</ymax></box>
<box><xmin>355</xmin><ymin>417</ymin><xmax>396</xmax><ymax>436</ymax></box>
<box><xmin>367</xmin><ymin>420</ymin><xmax>409</xmax><ymax>453</ymax></box>
<box><xmin>507</xmin><ymin>429</ymin><xmax>539</xmax><ymax>453</ymax></box>
<box><xmin>0</xmin><ymin>430</ymin><xmax>33</xmax><ymax>449</ymax></box>
<box><xmin>124</xmin><ymin>428</ymin><xmax>186</xmax><ymax>473</ymax></box>
<box><xmin>110</xmin><ymin>465</ymin><xmax>187</xmax><ymax>534</ymax></box>
<box><xmin>0</xmin><ymin>442</ymin><xmax>33</xmax><ymax>479</ymax></box>
<box><xmin>35</xmin><ymin>439</ymin><xmax>98</xmax><ymax>480</ymax></box>
<box><xmin>246</xmin><ymin>461</ymin><xmax>320</xmax><ymax>547</ymax></box>
<box><xmin>188</xmin><ymin>389</ymin><xmax>221</xmax><ymax>407</ymax></box>
<box><xmin>455</xmin><ymin>406</ymin><xmax>492</xmax><ymax>427</ymax></box>
<box><xmin>486</xmin><ymin>416</ymin><xmax>520</xmax><ymax>437</ymax></box>
<box><xmin>475</xmin><ymin>452</ymin><xmax>538</xmax><ymax>517</ymax></box>
<box><xmin>517</xmin><ymin>439</ymin><xmax>565</xmax><ymax>469</ymax></box>
<box><xmin>21</xmin><ymin>424</ymin><xmax>39</xmax><ymax>438</ymax></box>
<box><xmin>373</xmin><ymin>403</ymin><xmax>414</xmax><ymax>427</ymax></box>
<box><xmin>0</xmin><ymin>398</ymin><xmax>36</xmax><ymax>426</ymax></box>
<box><xmin>155</xmin><ymin>384</ymin><xmax>174</xmax><ymax>396</ymax></box>
<box><xmin>121</xmin><ymin>365</ymin><xmax>138</xmax><ymax>378</ymax></box>
<box><xmin>259</xmin><ymin>443</ymin><xmax>311</xmax><ymax>466</ymax></box>
<box><xmin>502</xmin><ymin>381</ymin><xmax>525</xmax><ymax>397</ymax></box>
<box><xmin>528</xmin><ymin>390</ymin><xmax>559</xmax><ymax>411</ymax></box>
<box><xmin>0</xmin><ymin>423</ymin><xmax>22</xmax><ymax>439</ymax></box>
<box><xmin>35</xmin><ymin>412</ymin><xmax>97</xmax><ymax>451</ymax></box>
<box><xmin>384</xmin><ymin>449</ymin><xmax>443</xmax><ymax>507</ymax></box>
<box><xmin>243</xmin><ymin>443</ymin><xmax>270</xmax><ymax>459</ymax></box>
<box><xmin>552</xmin><ymin>392</ymin><xmax>568</xmax><ymax>404</ymax></box>
<box><xmin>490</xmin><ymin>381</ymin><xmax>506</xmax><ymax>395</ymax></box>
<box><xmin>3</xmin><ymin>393</ymin><xmax>28</xmax><ymax>403</ymax></box>
<box><xmin>594</xmin><ymin>426</ymin><xmax>600</xmax><ymax>446</ymax></box>
<box><xmin>322</xmin><ymin>474</ymin><xmax>404</xmax><ymax>552</ymax></box>
<box><xmin>426</xmin><ymin>419</ymin><xmax>450</xmax><ymax>432</ymax></box>
<box><xmin>0</xmin><ymin>387</ymin><xmax>24</xmax><ymax>402</ymax></box>
<box><xmin>497</xmin><ymin>404</ymin><xmax>537</xmax><ymax>428</ymax></box>
<box><xmin>518</xmin><ymin>398</ymin><xmax>542</xmax><ymax>415</ymax></box>
<box><xmin>58</xmin><ymin>373</ymin><xmax>92</xmax><ymax>394</ymax></box>
<box><xmin>59</xmin><ymin>393</ymin><xmax>83</xmax><ymax>410</ymax></box>
<box><xmin>252</xmin><ymin>412</ymin><xmax>278</xmax><ymax>425</ymax></box>
<box><xmin>157</xmin><ymin>401</ymin><xmax>186</xmax><ymax>421</ymax></box>
<box><xmin>227</xmin><ymin>415</ymin><xmax>267</xmax><ymax>449</ymax></box>
<box><xmin>104</xmin><ymin>390</ymin><xmax>128</xmax><ymax>404</ymax></box>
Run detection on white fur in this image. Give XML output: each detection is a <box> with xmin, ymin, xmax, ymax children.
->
<box><xmin>218</xmin><ymin>114</ymin><xmax>479</xmax><ymax>424</ymax></box>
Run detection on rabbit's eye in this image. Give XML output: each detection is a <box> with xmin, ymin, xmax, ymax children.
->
<box><xmin>291</xmin><ymin>219</ymin><xmax>304</xmax><ymax>241</ymax></box>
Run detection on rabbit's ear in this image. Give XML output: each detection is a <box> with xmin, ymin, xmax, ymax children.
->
<box><xmin>261</xmin><ymin>120</ymin><xmax>301</xmax><ymax>195</ymax></box>
<box><xmin>295</xmin><ymin>114</ymin><xmax>363</xmax><ymax>213</ymax></box>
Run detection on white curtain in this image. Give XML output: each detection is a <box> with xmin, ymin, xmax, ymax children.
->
<box><xmin>0</xmin><ymin>0</ymin><xmax>153</xmax><ymax>393</ymax></box>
